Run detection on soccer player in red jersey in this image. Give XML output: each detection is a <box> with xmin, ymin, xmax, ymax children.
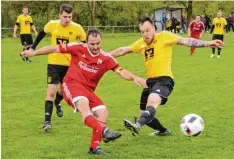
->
<box><xmin>21</xmin><ymin>29</ymin><xmax>147</xmax><ymax>155</ymax></box>
<box><xmin>188</xmin><ymin>15</ymin><xmax>205</xmax><ymax>55</ymax></box>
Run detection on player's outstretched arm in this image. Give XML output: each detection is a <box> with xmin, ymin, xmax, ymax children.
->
<box><xmin>115</xmin><ymin>67</ymin><xmax>147</xmax><ymax>88</ymax></box>
<box><xmin>108</xmin><ymin>47</ymin><xmax>132</xmax><ymax>58</ymax></box>
<box><xmin>177</xmin><ymin>37</ymin><xmax>224</xmax><ymax>48</ymax></box>
<box><xmin>30</xmin><ymin>30</ymin><xmax>47</xmax><ymax>50</ymax></box>
<box><xmin>21</xmin><ymin>45</ymin><xmax>59</xmax><ymax>58</ymax></box>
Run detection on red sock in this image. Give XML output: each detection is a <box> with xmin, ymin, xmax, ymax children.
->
<box><xmin>190</xmin><ymin>47</ymin><xmax>195</xmax><ymax>55</ymax></box>
<box><xmin>84</xmin><ymin>115</ymin><xmax>105</xmax><ymax>133</ymax></box>
<box><xmin>90</xmin><ymin>121</ymin><xmax>106</xmax><ymax>150</ymax></box>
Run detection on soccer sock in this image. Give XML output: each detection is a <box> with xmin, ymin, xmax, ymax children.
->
<box><xmin>54</xmin><ymin>92</ymin><xmax>63</xmax><ymax>106</ymax></box>
<box><xmin>137</xmin><ymin>106</ymin><xmax>156</xmax><ymax>127</ymax></box>
<box><xmin>212</xmin><ymin>48</ymin><xmax>215</xmax><ymax>54</ymax></box>
<box><xmin>90</xmin><ymin>121</ymin><xmax>106</xmax><ymax>150</ymax></box>
<box><xmin>218</xmin><ymin>48</ymin><xmax>221</xmax><ymax>55</ymax></box>
<box><xmin>84</xmin><ymin>114</ymin><xmax>105</xmax><ymax>133</ymax></box>
<box><xmin>45</xmin><ymin>100</ymin><xmax>53</xmax><ymax>122</ymax></box>
<box><xmin>146</xmin><ymin>117</ymin><xmax>167</xmax><ymax>133</ymax></box>
<box><xmin>190</xmin><ymin>47</ymin><xmax>195</xmax><ymax>55</ymax></box>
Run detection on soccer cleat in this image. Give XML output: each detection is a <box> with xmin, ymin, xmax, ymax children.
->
<box><xmin>150</xmin><ymin>129</ymin><xmax>172</xmax><ymax>136</ymax></box>
<box><xmin>210</xmin><ymin>54</ymin><xmax>215</xmax><ymax>58</ymax></box>
<box><xmin>26</xmin><ymin>58</ymin><xmax>31</xmax><ymax>62</ymax></box>
<box><xmin>43</xmin><ymin>121</ymin><xmax>51</xmax><ymax>132</ymax></box>
<box><xmin>123</xmin><ymin>119</ymin><xmax>141</xmax><ymax>136</ymax></box>
<box><xmin>55</xmin><ymin>103</ymin><xmax>63</xmax><ymax>117</ymax></box>
<box><xmin>20</xmin><ymin>53</ymin><xmax>26</xmax><ymax>62</ymax></box>
<box><xmin>88</xmin><ymin>146</ymin><xmax>105</xmax><ymax>155</ymax></box>
<box><xmin>102</xmin><ymin>129</ymin><xmax>121</xmax><ymax>143</ymax></box>
<box><xmin>217</xmin><ymin>55</ymin><xmax>220</xmax><ymax>58</ymax></box>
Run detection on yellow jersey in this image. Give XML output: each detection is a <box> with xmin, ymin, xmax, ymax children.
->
<box><xmin>212</xmin><ymin>17</ymin><xmax>227</xmax><ymax>35</ymax></box>
<box><xmin>44</xmin><ymin>20</ymin><xmax>86</xmax><ymax>66</ymax></box>
<box><xmin>16</xmin><ymin>15</ymin><xmax>33</xmax><ymax>34</ymax></box>
<box><xmin>128</xmin><ymin>31</ymin><xmax>179</xmax><ymax>78</ymax></box>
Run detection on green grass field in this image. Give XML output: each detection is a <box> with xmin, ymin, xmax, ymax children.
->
<box><xmin>2</xmin><ymin>33</ymin><xmax>234</xmax><ymax>159</ymax></box>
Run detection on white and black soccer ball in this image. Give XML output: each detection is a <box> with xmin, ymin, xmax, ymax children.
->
<box><xmin>180</xmin><ymin>114</ymin><xmax>204</xmax><ymax>137</ymax></box>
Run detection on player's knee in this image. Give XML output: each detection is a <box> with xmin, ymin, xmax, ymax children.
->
<box><xmin>46</xmin><ymin>87</ymin><xmax>57</xmax><ymax>100</ymax></box>
<box><xmin>147</xmin><ymin>93</ymin><xmax>161</xmax><ymax>107</ymax></box>
<box><xmin>93</xmin><ymin>108</ymin><xmax>108</xmax><ymax>122</ymax></box>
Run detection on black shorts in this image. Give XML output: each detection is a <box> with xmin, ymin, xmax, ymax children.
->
<box><xmin>47</xmin><ymin>64</ymin><xmax>69</xmax><ymax>84</ymax></box>
<box><xmin>140</xmin><ymin>76</ymin><xmax>174</xmax><ymax>110</ymax></box>
<box><xmin>20</xmin><ymin>34</ymin><xmax>33</xmax><ymax>46</ymax></box>
<box><xmin>212</xmin><ymin>34</ymin><xmax>224</xmax><ymax>41</ymax></box>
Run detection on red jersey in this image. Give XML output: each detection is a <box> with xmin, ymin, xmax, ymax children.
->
<box><xmin>189</xmin><ymin>20</ymin><xmax>205</xmax><ymax>35</ymax></box>
<box><xmin>59</xmin><ymin>43</ymin><xmax>119</xmax><ymax>91</ymax></box>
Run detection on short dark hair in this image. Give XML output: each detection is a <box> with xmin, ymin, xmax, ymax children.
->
<box><xmin>138</xmin><ymin>16</ymin><xmax>157</xmax><ymax>30</ymax></box>
<box><xmin>59</xmin><ymin>4</ymin><xmax>73</xmax><ymax>14</ymax></box>
<box><xmin>86</xmin><ymin>29</ymin><xmax>102</xmax><ymax>41</ymax></box>
<box><xmin>22</xmin><ymin>6</ymin><xmax>28</xmax><ymax>9</ymax></box>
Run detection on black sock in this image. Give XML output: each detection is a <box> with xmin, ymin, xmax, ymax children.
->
<box><xmin>54</xmin><ymin>92</ymin><xmax>63</xmax><ymax>106</ymax></box>
<box><xmin>137</xmin><ymin>106</ymin><xmax>156</xmax><ymax>127</ymax></box>
<box><xmin>212</xmin><ymin>48</ymin><xmax>215</xmax><ymax>54</ymax></box>
<box><xmin>45</xmin><ymin>100</ymin><xmax>53</xmax><ymax>122</ymax></box>
<box><xmin>146</xmin><ymin>117</ymin><xmax>167</xmax><ymax>133</ymax></box>
<box><xmin>218</xmin><ymin>48</ymin><xmax>221</xmax><ymax>55</ymax></box>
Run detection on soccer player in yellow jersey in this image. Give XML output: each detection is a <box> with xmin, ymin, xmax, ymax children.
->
<box><xmin>109</xmin><ymin>16</ymin><xmax>224</xmax><ymax>136</ymax></box>
<box><xmin>30</xmin><ymin>4</ymin><xmax>86</xmax><ymax>131</ymax></box>
<box><xmin>13</xmin><ymin>6</ymin><xmax>37</xmax><ymax>62</ymax></box>
<box><xmin>210</xmin><ymin>10</ymin><xmax>228</xmax><ymax>58</ymax></box>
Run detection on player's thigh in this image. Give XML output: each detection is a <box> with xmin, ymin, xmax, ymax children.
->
<box><xmin>150</xmin><ymin>76</ymin><xmax>174</xmax><ymax>105</ymax></box>
<box><xmin>140</xmin><ymin>88</ymin><xmax>150</xmax><ymax>111</ymax></box>
<box><xmin>212</xmin><ymin>34</ymin><xmax>219</xmax><ymax>40</ymax></box>
<box><xmin>56</xmin><ymin>65</ymin><xmax>69</xmax><ymax>93</ymax></box>
<box><xmin>47</xmin><ymin>64</ymin><xmax>61</xmax><ymax>85</ymax></box>
<box><xmin>58</xmin><ymin>65</ymin><xmax>69</xmax><ymax>84</ymax></box>
<box><xmin>24</xmin><ymin>34</ymin><xmax>33</xmax><ymax>45</ymax></box>
<box><xmin>88</xmin><ymin>92</ymin><xmax>107</xmax><ymax>121</ymax></box>
<box><xmin>219</xmin><ymin>35</ymin><xmax>224</xmax><ymax>41</ymax></box>
<box><xmin>20</xmin><ymin>34</ymin><xmax>27</xmax><ymax>46</ymax></box>
<box><xmin>62</xmin><ymin>81</ymin><xmax>89</xmax><ymax>111</ymax></box>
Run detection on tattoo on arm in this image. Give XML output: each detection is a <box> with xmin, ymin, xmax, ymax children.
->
<box><xmin>178</xmin><ymin>37</ymin><xmax>209</xmax><ymax>48</ymax></box>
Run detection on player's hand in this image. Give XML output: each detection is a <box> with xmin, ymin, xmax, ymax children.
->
<box><xmin>21</xmin><ymin>50</ymin><xmax>36</xmax><ymax>58</ymax></box>
<box><xmin>133</xmin><ymin>77</ymin><xmax>148</xmax><ymax>88</ymax></box>
<box><xmin>207</xmin><ymin>39</ymin><xmax>224</xmax><ymax>48</ymax></box>
<box><xmin>188</xmin><ymin>33</ymin><xmax>191</xmax><ymax>37</ymax></box>
<box><xmin>225</xmin><ymin>33</ymin><xmax>228</xmax><ymax>36</ymax></box>
<box><xmin>13</xmin><ymin>33</ymin><xmax>17</xmax><ymax>38</ymax></box>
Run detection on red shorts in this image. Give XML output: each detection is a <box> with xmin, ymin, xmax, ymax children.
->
<box><xmin>62</xmin><ymin>81</ymin><xmax>105</xmax><ymax>112</ymax></box>
<box><xmin>191</xmin><ymin>33</ymin><xmax>200</xmax><ymax>39</ymax></box>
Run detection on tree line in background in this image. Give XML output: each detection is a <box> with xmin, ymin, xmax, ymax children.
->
<box><xmin>2</xmin><ymin>1</ymin><xmax>234</xmax><ymax>29</ymax></box>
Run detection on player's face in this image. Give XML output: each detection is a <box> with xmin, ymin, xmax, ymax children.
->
<box><xmin>217</xmin><ymin>12</ymin><xmax>222</xmax><ymax>18</ymax></box>
<box><xmin>59</xmin><ymin>11</ymin><xmax>72</xmax><ymax>27</ymax></box>
<box><xmin>139</xmin><ymin>21</ymin><xmax>155</xmax><ymax>45</ymax></box>
<box><xmin>195</xmin><ymin>16</ymin><xmax>200</xmax><ymax>22</ymax></box>
<box><xmin>87</xmin><ymin>35</ymin><xmax>102</xmax><ymax>55</ymax></box>
<box><xmin>22</xmin><ymin>8</ymin><xmax>28</xmax><ymax>15</ymax></box>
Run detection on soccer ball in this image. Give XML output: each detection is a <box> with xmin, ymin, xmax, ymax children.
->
<box><xmin>180</xmin><ymin>114</ymin><xmax>204</xmax><ymax>137</ymax></box>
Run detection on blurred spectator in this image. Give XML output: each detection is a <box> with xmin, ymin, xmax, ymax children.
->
<box><xmin>160</xmin><ymin>12</ymin><xmax>166</xmax><ymax>31</ymax></box>
<box><xmin>227</xmin><ymin>14</ymin><xmax>234</xmax><ymax>32</ymax></box>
